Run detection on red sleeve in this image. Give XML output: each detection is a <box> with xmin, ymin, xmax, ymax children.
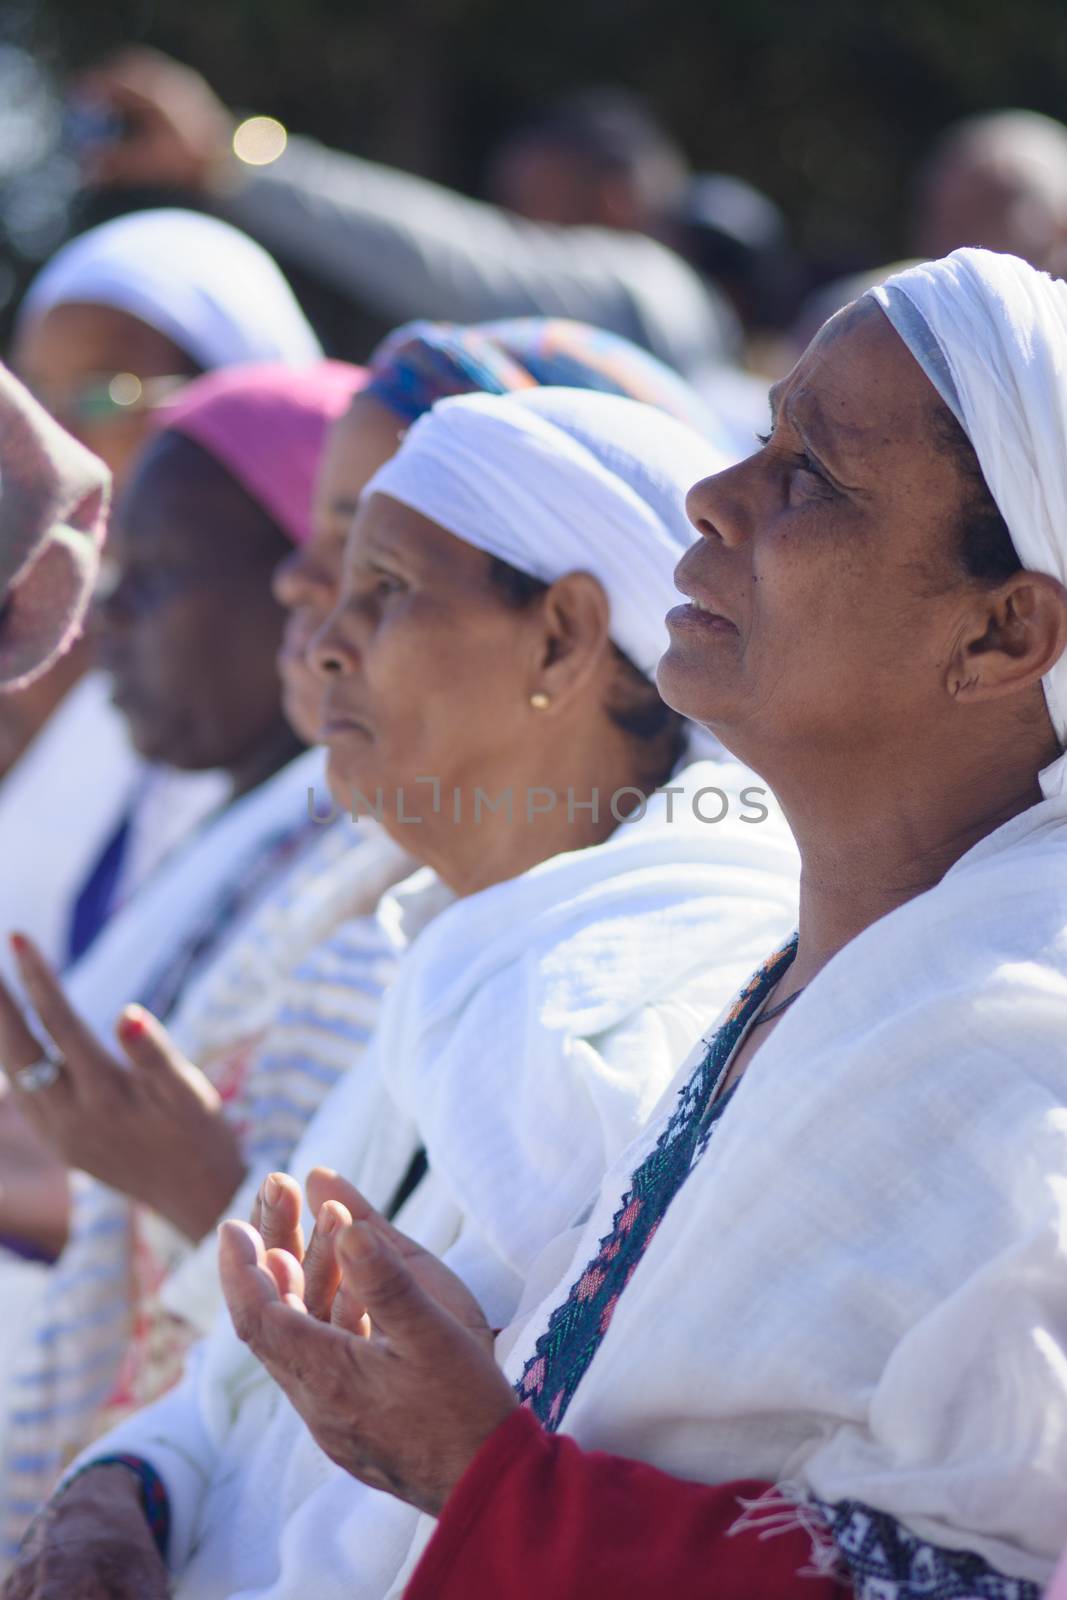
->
<box><xmin>407</xmin><ymin>1406</ymin><xmax>853</xmax><ymax>1600</ymax></box>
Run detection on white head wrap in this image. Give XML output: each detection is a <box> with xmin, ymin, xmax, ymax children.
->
<box><xmin>365</xmin><ymin>385</ymin><xmax>730</xmax><ymax>679</ymax></box>
<box><xmin>18</xmin><ymin>209</ymin><xmax>322</xmax><ymax>369</ymax></box>
<box><xmin>869</xmin><ymin>247</ymin><xmax>1067</xmax><ymax>796</ymax></box>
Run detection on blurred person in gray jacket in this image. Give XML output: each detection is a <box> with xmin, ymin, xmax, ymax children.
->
<box><xmin>70</xmin><ymin>49</ymin><xmax>739</xmax><ymax>383</ymax></box>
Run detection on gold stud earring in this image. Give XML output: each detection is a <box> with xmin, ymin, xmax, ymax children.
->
<box><xmin>530</xmin><ymin>691</ymin><xmax>551</xmax><ymax>711</ymax></box>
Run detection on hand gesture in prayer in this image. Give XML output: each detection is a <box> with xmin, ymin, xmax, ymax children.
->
<box><xmin>0</xmin><ymin>933</ymin><xmax>246</xmax><ymax>1243</ymax></box>
<box><xmin>71</xmin><ymin>47</ymin><xmax>234</xmax><ymax>192</ymax></box>
<box><xmin>219</xmin><ymin>1167</ymin><xmax>519</xmax><ymax>1515</ymax></box>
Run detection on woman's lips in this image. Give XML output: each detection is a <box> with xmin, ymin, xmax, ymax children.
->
<box><xmin>320</xmin><ymin>713</ymin><xmax>371</xmax><ymax>739</ymax></box>
<box><xmin>666</xmin><ymin>599</ymin><xmax>739</xmax><ymax>634</ymax></box>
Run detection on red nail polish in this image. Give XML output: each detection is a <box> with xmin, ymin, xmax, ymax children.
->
<box><xmin>9</xmin><ymin>934</ymin><xmax>27</xmax><ymax>955</ymax></box>
<box><xmin>119</xmin><ymin>1013</ymin><xmax>146</xmax><ymax>1042</ymax></box>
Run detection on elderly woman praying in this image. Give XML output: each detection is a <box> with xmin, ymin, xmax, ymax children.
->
<box><xmin>169</xmin><ymin>248</ymin><xmax>1067</xmax><ymax>1600</ymax></box>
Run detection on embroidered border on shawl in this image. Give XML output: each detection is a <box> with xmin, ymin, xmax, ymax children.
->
<box><xmin>515</xmin><ymin>936</ymin><xmax>798</xmax><ymax>1431</ymax></box>
<box><xmin>821</xmin><ymin>1502</ymin><xmax>1041</xmax><ymax>1600</ymax></box>
<box><xmin>731</xmin><ymin>1490</ymin><xmax>1042</xmax><ymax>1600</ymax></box>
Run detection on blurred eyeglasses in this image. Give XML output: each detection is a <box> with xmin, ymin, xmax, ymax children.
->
<box><xmin>34</xmin><ymin>372</ymin><xmax>188</xmax><ymax>426</ymax></box>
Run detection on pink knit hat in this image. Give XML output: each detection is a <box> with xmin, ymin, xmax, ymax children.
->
<box><xmin>0</xmin><ymin>362</ymin><xmax>109</xmax><ymax>690</ymax></box>
<box><xmin>152</xmin><ymin>361</ymin><xmax>367</xmax><ymax>545</ymax></box>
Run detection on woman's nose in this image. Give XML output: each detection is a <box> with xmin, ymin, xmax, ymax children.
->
<box><xmin>685</xmin><ymin>462</ymin><xmax>750</xmax><ymax>548</ymax></box>
<box><xmin>307</xmin><ymin>608</ymin><xmax>356</xmax><ymax>681</ymax></box>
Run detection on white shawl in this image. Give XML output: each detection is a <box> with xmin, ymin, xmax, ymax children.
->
<box><xmin>0</xmin><ymin>674</ymin><xmax>226</xmax><ymax>990</ymax></box>
<box><xmin>480</xmin><ymin>785</ymin><xmax>1067</xmax><ymax>1589</ymax></box>
<box><xmin>0</xmin><ymin>673</ymin><xmax>136</xmax><ymax>985</ymax></box>
<box><xmin>62</xmin><ymin>746</ymin><xmax>324</xmax><ymax>1038</ymax></box>
<box><xmin>84</xmin><ymin>755</ymin><xmax>802</xmax><ymax>1599</ymax></box>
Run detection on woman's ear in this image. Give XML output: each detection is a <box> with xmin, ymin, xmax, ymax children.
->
<box><xmin>532</xmin><ymin>573</ymin><xmax>613</xmax><ymax>709</ymax></box>
<box><xmin>949</xmin><ymin>571</ymin><xmax>1067</xmax><ymax>704</ymax></box>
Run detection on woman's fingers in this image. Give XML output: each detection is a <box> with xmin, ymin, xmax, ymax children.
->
<box><xmin>303</xmin><ymin>1200</ymin><xmax>350</xmax><ymax>1322</ymax></box>
<box><xmin>0</xmin><ymin>967</ymin><xmax>72</xmax><ymax>1139</ymax></box>
<box><xmin>9</xmin><ymin>935</ymin><xmax>109</xmax><ymax>1097</ymax></box>
<box><xmin>257</xmin><ymin>1172</ymin><xmax>305</xmax><ymax>1259</ymax></box>
<box><xmin>116</xmin><ymin>1006</ymin><xmax>221</xmax><ymax>1110</ymax></box>
<box><xmin>264</xmin><ymin>1247</ymin><xmax>308</xmax><ymax>1312</ymax></box>
<box><xmin>306</xmin><ymin>1167</ymin><xmax>398</xmax><ymax>1238</ymax></box>
<box><xmin>218</xmin><ymin>1221</ymin><xmax>288</xmax><ymax>1341</ymax></box>
<box><xmin>308</xmin><ymin>1166</ymin><xmax>433</xmax><ymax>1268</ymax></box>
<box><xmin>334</xmin><ymin>1223</ymin><xmax>439</xmax><ymax>1344</ymax></box>
<box><xmin>0</xmin><ymin>965</ymin><xmax>49</xmax><ymax>1075</ymax></box>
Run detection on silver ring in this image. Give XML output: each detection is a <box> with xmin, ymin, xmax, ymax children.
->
<box><xmin>15</xmin><ymin>1055</ymin><xmax>63</xmax><ymax>1093</ymax></box>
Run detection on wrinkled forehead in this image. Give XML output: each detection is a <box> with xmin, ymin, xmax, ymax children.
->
<box><xmin>775</xmin><ymin>296</ymin><xmax>951</xmax><ymax>458</ymax></box>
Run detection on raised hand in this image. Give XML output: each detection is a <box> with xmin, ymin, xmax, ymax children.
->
<box><xmin>220</xmin><ymin>1168</ymin><xmax>518</xmax><ymax>1514</ymax></box>
<box><xmin>71</xmin><ymin>46</ymin><xmax>235</xmax><ymax>191</ymax></box>
<box><xmin>0</xmin><ymin>933</ymin><xmax>246</xmax><ymax>1241</ymax></box>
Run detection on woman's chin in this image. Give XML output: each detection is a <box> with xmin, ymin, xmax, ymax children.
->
<box><xmin>656</xmin><ymin>643</ymin><xmax>726</xmax><ymax>724</ymax></box>
<box><xmin>324</xmin><ymin>750</ymin><xmax>386</xmax><ymax>817</ymax></box>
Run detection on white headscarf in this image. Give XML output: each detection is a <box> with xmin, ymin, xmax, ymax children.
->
<box><xmin>18</xmin><ymin>209</ymin><xmax>322</xmax><ymax>370</ymax></box>
<box><xmin>869</xmin><ymin>247</ymin><xmax>1067</xmax><ymax>796</ymax></box>
<box><xmin>365</xmin><ymin>385</ymin><xmax>729</xmax><ymax>679</ymax></box>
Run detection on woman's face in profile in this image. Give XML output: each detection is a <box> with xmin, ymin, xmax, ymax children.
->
<box><xmin>659</xmin><ymin>300</ymin><xmax>973</xmax><ymax>771</ymax></box>
<box><xmin>309</xmin><ymin>493</ymin><xmax>548</xmax><ymax>819</ymax></box>
<box><xmin>95</xmin><ymin>433</ymin><xmax>289</xmax><ymax>772</ymax></box>
<box><xmin>274</xmin><ymin>396</ymin><xmax>405</xmax><ymax>747</ymax></box>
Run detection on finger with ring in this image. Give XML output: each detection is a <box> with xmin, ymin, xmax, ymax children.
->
<box><xmin>15</xmin><ymin>1054</ymin><xmax>64</xmax><ymax>1093</ymax></box>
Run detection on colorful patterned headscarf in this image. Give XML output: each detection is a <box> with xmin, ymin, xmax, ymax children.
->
<box><xmin>364</xmin><ymin>317</ymin><xmax>722</xmax><ymax>441</ymax></box>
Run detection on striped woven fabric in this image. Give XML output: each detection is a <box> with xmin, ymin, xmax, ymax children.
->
<box><xmin>0</xmin><ymin>821</ymin><xmax>412</xmax><ymax>1559</ymax></box>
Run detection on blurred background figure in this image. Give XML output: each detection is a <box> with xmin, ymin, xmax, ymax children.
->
<box><xmin>484</xmin><ymin>86</ymin><xmax>689</xmax><ymax>233</ymax></box>
<box><xmin>56</xmin><ymin>359</ymin><xmax>358</xmax><ymax>1025</ymax></box>
<box><xmin>14</xmin><ymin>206</ymin><xmax>321</xmax><ymax>484</ymax></box>
<box><xmin>0</xmin><ymin>361</ymin><xmax>355</xmax><ymax>1254</ymax></box>
<box><xmin>675</xmin><ymin>172</ymin><xmax>801</xmax><ymax>341</ymax></box>
<box><xmin>0</xmin><ymin>358</ymin><xmax>109</xmax><ymax>1526</ymax></box>
<box><xmin>0</xmin><ymin>360</ymin><xmax>357</xmax><ymax>1547</ymax></box>
<box><xmin>66</xmin><ymin>50</ymin><xmax>739</xmax><ymax>388</ymax></box>
<box><xmin>913</xmin><ymin>109</ymin><xmax>1067</xmax><ymax>274</ymax></box>
<box><xmin>0</xmin><ymin>207</ymin><xmax>321</xmax><ymax>986</ymax></box>
<box><xmin>789</xmin><ymin>107</ymin><xmax>1067</xmax><ymax>358</ymax></box>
